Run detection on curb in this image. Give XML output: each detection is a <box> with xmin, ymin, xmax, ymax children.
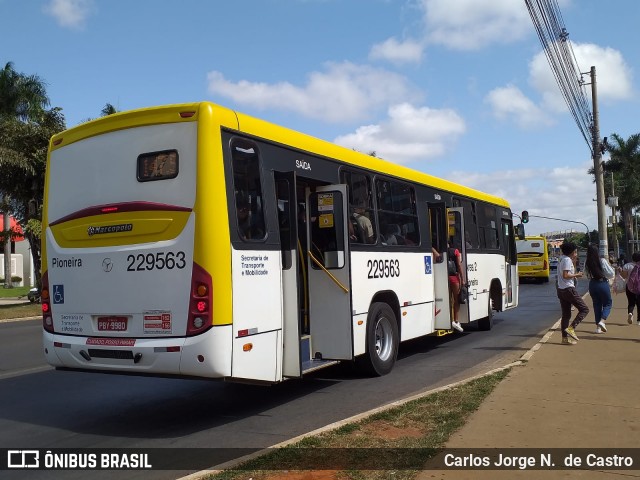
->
<box><xmin>0</xmin><ymin>316</ymin><xmax>41</xmax><ymax>324</ymax></box>
<box><xmin>179</xmin><ymin>323</ymin><xmax>564</xmax><ymax>479</ymax></box>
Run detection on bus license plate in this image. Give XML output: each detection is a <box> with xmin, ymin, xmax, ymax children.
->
<box><xmin>97</xmin><ymin>316</ymin><xmax>128</xmax><ymax>331</ymax></box>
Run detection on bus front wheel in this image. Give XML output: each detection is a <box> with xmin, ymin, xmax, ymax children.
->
<box><xmin>363</xmin><ymin>302</ymin><xmax>399</xmax><ymax>376</ymax></box>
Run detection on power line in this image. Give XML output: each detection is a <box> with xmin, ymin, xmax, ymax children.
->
<box><xmin>524</xmin><ymin>0</ymin><xmax>593</xmax><ymax>152</ymax></box>
<box><xmin>525</xmin><ymin>0</ymin><xmax>609</xmax><ymax>255</ymax></box>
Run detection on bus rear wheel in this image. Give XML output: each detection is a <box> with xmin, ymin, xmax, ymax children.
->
<box><xmin>363</xmin><ymin>302</ymin><xmax>399</xmax><ymax>376</ymax></box>
<box><xmin>478</xmin><ymin>296</ymin><xmax>494</xmax><ymax>331</ymax></box>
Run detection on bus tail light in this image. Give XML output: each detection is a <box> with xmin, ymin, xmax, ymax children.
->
<box><xmin>187</xmin><ymin>262</ymin><xmax>212</xmax><ymax>336</ymax></box>
<box><xmin>41</xmin><ymin>272</ymin><xmax>54</xmax><ymax>333</ymax></box>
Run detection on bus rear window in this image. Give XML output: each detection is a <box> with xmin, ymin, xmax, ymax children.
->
<box><xmin>137</xmin><ymin>150</ymin><xmax>179</xmax><ymax>182</ymax></box>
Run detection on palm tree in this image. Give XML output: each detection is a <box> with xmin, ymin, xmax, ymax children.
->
<box><xmin>0</xmin><ymin>62</ymin><xmax>50</xmax><ymax>288</ymax></box>
<box><xmin>79</xmin><ymin>103</ymin><xmax>118</xmax><ymax>123</ymax></box>
<box><xmin>0</xmin><ymin>62</ymin><xmax>49</xmax><ymax>120</ymax></box>
<box><xmin>603</xmin><ymin>133</ymin><xmax>640</xmax><ymax>255</ymax></box>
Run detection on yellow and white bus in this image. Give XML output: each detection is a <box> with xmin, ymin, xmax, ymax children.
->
<box><xmin>41</xmin><ymin>102</ymin><xmax>519</xmax><ymax>383</ymax></box>
<box><xmin>516</xmin><ymin>236</ymin><xmax>550</xmax><ymax>283</ymax></box>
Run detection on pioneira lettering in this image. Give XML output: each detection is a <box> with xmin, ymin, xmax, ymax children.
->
<box><xmin>52</xmin><ymin>257</ymin><xmax>83</xmax><ymax>268</ymax></box>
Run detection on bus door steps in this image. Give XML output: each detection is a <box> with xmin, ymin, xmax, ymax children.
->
<box><xmin>300</xmin><ymin>335</ymin><xmax>338</xmax><ymax>374</ymax></box>
<box><xmin>302</xmin><ymin>359</ymin><xmax>339</xmax><ymax>374</ymax></box>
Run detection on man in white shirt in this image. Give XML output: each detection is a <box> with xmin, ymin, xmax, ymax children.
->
<box><xmin>556</xmin><ymin>242</ymin><xmax>589</xmax><ymax>344</ymax></box>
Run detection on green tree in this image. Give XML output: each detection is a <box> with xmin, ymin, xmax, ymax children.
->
<box><xmin>0</xmin><ymin>107</ymin><xmax>65</xmax><ymax>287</ymax></box>
<box><xmin>603</xmin><ymin>133</ymin><xmax>640</xmax><ymax>254</ymax></box>
<box><xmin>80</xmin><ymin>103</ymin><xmax>118</xmax><ymax>123</ymax></box>
<box><xmin>0</xmin><ymin>62</ymin><xmax>49</xmax><ymax>120</ymax></box>
<box><xmin>565</xmin><ymin>231</ymin><xmax>589</xmax><ymax>249</ymax></box>
<box><xmin>0</xmin><ymin>62</ymin><xmax>58</xmax><ymax>288</ymax></box>
<box><xmin>100</xmin><ymin>103</ymin><xmax>118</xmax><ymax>116</ymax></box>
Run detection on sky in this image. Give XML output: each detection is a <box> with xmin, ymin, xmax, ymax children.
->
<box><xmin>3</xmin><ymin>0</ymin><xmax>638</xmax><ymax>237</ymax></box>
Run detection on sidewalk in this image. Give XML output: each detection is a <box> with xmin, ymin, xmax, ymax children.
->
<box><xmin>0</xmin><ymin>296</ymin><xmax>30</xmax><ymax>306</ymax></box>
<box><xmin>419</xmin><ymin>297</ymin><xmax>640</xmax><ymax>478</ymax></box>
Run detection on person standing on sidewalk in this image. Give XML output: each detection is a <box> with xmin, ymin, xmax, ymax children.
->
<box><xmin>584</xmin><ymin>244</ymin><xmax>615</xmax><ymax>333</ymax></box>
<box><xmin>557</xmin><ymin>241</ymin><xmax>589</xmax><ymax>344</ymax></box>
<box><xmin>620</xmin><ymin>252</ymin><xmax>640</xmax><ymax>324</ymax></box>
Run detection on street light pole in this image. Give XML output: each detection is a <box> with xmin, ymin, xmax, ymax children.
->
<box><xmin>589</xmin><ymin>66</ymin><xmax>608</xmax><ymax>257</ymax></box>
<box><xmin>527</xmin><ymin>214</ymin><xmax>590</xmax><ymax>242</ymax></box>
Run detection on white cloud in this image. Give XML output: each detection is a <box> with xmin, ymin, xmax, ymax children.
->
<box><xmin>448</xmin><ymin>161</ymin><xmax>597</xmax><ymax>235</ymax></box>
<box><xmin>207</xmin><ymin>62</ymin><xmax>421</xmax><ymax>123</ymax></box>
<box><xmin>334</xmin><ymin>103</ymin><xmax>466</xmax><ymax>164</ymax></box>
<box><xmin>43</xmin><ymin>0</ymin><xmax>94</xmax><ymax>29</ymax></box>
<box><xmin>485</xmin><ymin>42</ymin><xmax>632</xmax><ymax>131</ymax></box>
<box><xmin>485</xmin><ymin>84</ymin><xmax>553</xmax><ymax>129</ymax></box>
<box><xmin>369</xmin><ymin>37</ymin><xmax>424</xmax><ymax>65</ymax></box>
<box><xmin>529</xmin><ymin>42</ymin><xmax>634</xmax><ymax>113</ymax></box>
<box><xmin>420</xmin><ymin>0</ymin><xmax>533</xmax><ymax>50</ymax></box>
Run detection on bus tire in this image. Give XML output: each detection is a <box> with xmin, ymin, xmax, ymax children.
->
<box><xmin>363</xmin><ymin>302</ymin><xmax>399</xmax><ymax>376</ymax></box>
<box><xmin>478</xmin><ymin>296</ymin><xmax>494</xmax><ymax>331</ymax></box>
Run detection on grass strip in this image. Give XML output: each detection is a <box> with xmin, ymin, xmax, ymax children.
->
<box><xmin>0</xmin><ymin>285</ymin><xmax>31</xmax><ymax>298</ymax></box>
<box><xmin>0</xmin><ymin>303</ymin><xmax>41</xmax><ymax>320</ymax></box>
<box><xmin>206</xmin><ymin>368</ymin><xmax>510</xmax><ymax>480</ymax></box>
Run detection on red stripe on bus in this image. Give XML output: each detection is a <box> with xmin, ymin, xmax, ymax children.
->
<box><xmin>49</xmin><ymin>202</ymin><xmax>192</xmax><ymax>226</ymax></box>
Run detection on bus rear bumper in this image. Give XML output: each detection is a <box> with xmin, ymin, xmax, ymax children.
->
<box><xmin>43</xmin><ymin>325</ymin><xmax>233</xmax><ymax>379</ymax></box>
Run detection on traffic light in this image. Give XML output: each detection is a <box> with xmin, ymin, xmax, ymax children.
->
<box><xmin>522</xmin><ymin>210</ymin><xmax>529</xmax><ymax>223</ymax></box>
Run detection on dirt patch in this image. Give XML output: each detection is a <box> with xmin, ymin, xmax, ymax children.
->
<box><xmin>250</xmin><ymin>471</ymin><xmax>342</xmax><ymax>480</ymax></box>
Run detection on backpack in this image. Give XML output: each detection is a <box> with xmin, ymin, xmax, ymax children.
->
<box><xmin>627</xmin><ymin>264</ymin><xmax>640</xmax><ymax>295</ymax></box>
<box><xmin>447</xmin><ymin>248</ymin><xmax>459</xmax><ymax>276</ymax></box>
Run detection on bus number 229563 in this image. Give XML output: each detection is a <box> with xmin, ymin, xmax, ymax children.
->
<box><xmin>367</xmin><ymin>259</ymin><xmax>400</xmax><ymax>279</ymax></box>
<box><xmin>126</xmin><ymin>251</ymin><xmax>186</xmax><ymax>271</ymax></box>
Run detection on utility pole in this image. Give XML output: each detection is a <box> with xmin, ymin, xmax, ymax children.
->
<box><xmin>589</xmin><ymin>66</ymin><xmax>608</xmax><ymax>257</ymax></box>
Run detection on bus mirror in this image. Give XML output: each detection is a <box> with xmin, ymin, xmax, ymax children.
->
<box><xmin>515</xmin><ymin>223</ymin><xmax>525</xmax><ymax>240</ymax></box>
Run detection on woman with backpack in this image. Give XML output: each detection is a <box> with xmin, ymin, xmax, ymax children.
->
<box><xmin>447</xmin><ymin>242</ymin><xmax>466</xmax><ymax>333</ymax></box>
<box><xmin>584</xmin><ymin>244</ymin><xmax>615</xmax><ymax>333</ymax></box>
<box><xmin>621</xmin><ymin>251</ymin><xmax>640</xmax><ymax>324</ymax></box>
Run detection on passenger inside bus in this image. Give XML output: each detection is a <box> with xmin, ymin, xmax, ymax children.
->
<box><xmin>385</xmin><ymin>224</ymin><xmax>406</xmax><ymax>245</ymax></box>
<box><xmin>236</xmin><ymin>193</ymin><xmax>263</xmax><ymax>240</ymax></box>
<box><xmin>352</xmin><ymin>205</ymin><xmax>374</xmax><ymax>244</ymax></box>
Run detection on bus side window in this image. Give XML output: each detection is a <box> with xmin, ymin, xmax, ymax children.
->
<box><xmin>341</xmin><ymin>170</ymin><xmax>376</xmax><ymax>244</ymax></box>
<box><xmin>231</xmin><ymin>142</ymin><xmax>266</xmax><ymax>241</ymax></box>
<box><xmin>376</xmin><ymin>179</ymin><xmax>419</xmax><ymax>247</ymax></box>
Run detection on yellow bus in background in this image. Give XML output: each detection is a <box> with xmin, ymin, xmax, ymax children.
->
<box><xmin>516</xmin><ymin>236</ymin><xmax>550</xmax><ymax>283</ymax></box>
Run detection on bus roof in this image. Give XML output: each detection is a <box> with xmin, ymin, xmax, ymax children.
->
<box><xmin>50</xmin><ymin>101</ymin><xmax>510</xmax><ymax>209</ymax></box>
<box><xmin>235</xmin><ymin>108</ymin><xmax>510</xmax><ymax>208</ymax></box>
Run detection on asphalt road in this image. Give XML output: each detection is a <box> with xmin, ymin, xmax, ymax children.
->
<box><xmin>0</xmin><ymin>275</ymin><xmax>585</xmax><ymax>479</ymax></box>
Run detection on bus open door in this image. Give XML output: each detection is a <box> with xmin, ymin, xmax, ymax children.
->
<box><xmin>429</xmin><ymin>202</ymin><xmax>454</xmax><ymax>331</ymax></box>
<box><xmin>306</xmin><ymin>186</ymin><xmax>354</xmax><ymax>364</ymax></box>
<box><xmin>447</xmin><ymin>208</ymin><xmax>470</xmax><ymax>327</ymax></box>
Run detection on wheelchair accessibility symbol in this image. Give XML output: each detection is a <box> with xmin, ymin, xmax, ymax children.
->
<box><xmin>53</xmin><ymin>285</ymin><xmax>65</xmax><ymax>304</ymax></box>
<box><xmin>424</xmin><ymin>256</ymin><xmax>432</xmax><ymax>274</ymax></box>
